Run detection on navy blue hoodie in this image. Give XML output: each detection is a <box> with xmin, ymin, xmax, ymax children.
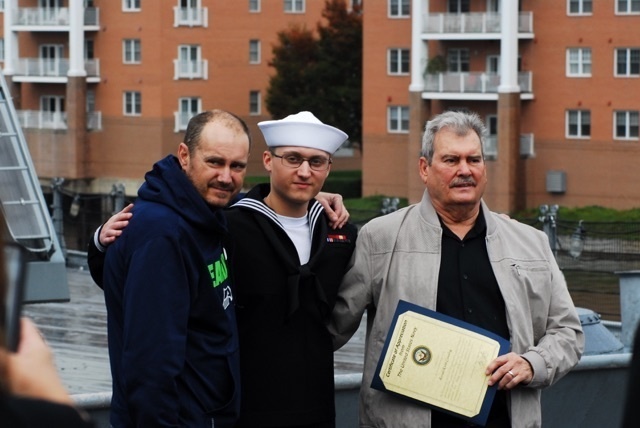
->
<box><xmin>103</xmin><ymin>155</ymin><xmax>240</xmax><ymax>427</ymax></box>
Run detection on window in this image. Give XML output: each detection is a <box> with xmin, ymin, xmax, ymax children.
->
<box><xmin>567</xmin><ymin>48</ymin><xmax>591</xmax><ymax>76</ymax></box>
<box><xmin>448</xmin><ymin>0</ymin><xmax>470</xmax><ymax>13</ymax></box>
<box><xmin>124</xmin><ymin>91</ymin><xmax>141</xmax><ymax>116</ymax></box>
<box><xmin>284</xmin><ymin>0</ymin><xmax>304</xmax><ymax>13</ymax></box>
<box><xmin>388</xmin><ymin>106</ymin><xmax>409</xmax><ymax>133</ymax></box>
<box><xmin>176</xmin><ymin>45</ymin><xmax>205</xmax><ymax>79</ymax></box>
<box><xmin>616</xmin><ymin>48</ymin><xmax>640</xmax><ymax>76</ymax></box>
<box><xmin>389</xmin><ymin>0</ymin><xmax>410</xmax><ymax>17</ymax></box>
<box><xmin>447</xmin><ymin>49</ymin><xmax>470</xmax><ymax>72</ymax></box>
<box><xmin>177</xmin><ymin>97</ymin><xmax>200</xmax><ymax>131</ymax></box>
<box><xmin>123</xmin><ymin>0</ymin><xmax>141</xmax><ymax>11</ymax></box>
<box><xmin>249</xmin><ymin>0</ymin><xmax>260</xmax><ymax>12</ymax></box>
<box><xmin>249</xmin><ymin>40</ymin><xmax>261</xmax><ymax>64</ymax></box>
<box><xmin>614</xmin><ymin>111</ymin><xmax>639</xmax><ymax>139</ymax></box>
<box><xmin>123</xmin><ymin>39</ymin><xmax>141</xmax><ymax>64</ymax></box>
<box><xmin>568</xmin><ymin>0</ymin><xmax>592</xmax><ymax>14</ymax></box>
<box><xmin>486</xmin><ymin>55</ymin><xmax>499</xmax><ymax>73</ymax></box>
<box><xmin>566</xmin><ymin>110</ymin><xmax>591</xmax><ymax>138</ymax></box>
<box><xmin>388</xmin><ymin>48</ymin><xmax>409</xmax><ymax>75</ymax></box>
<box><xmin>249</xmin><ymin>91</ymin><xmax>261</xmax><ymax>115</ymax></box>
<box><xmin>616</xmin><ymin>0</ymin><xmax>640</xmax><ymax>14</ymax></box>
<box><xmin>0</xmin><ymin>39</ymin><xmax>4</xmax><ymax>62</ymax></box>
<box><xmin>85</xmin><ymin>39</ymin><xmax>94</xmax><ymax>59</ymax></box>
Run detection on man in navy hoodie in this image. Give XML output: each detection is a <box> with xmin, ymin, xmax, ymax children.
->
<box><xmin>102</xmin><ymin>110</ymin><xmax>251</xmax><ymax>427</ymax></box>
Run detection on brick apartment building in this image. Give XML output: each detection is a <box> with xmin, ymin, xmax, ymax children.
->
<box><xmin>365</xmin><ymin>0</ymin><xmax>640</xmax><ymax>212</ymax></box>
<box><xmin>1</xmin><ymin>0</ymin><xmax>639</xmax><ymax>215</ymax></box>
<box><xmin>0</xmin><ymin>0</ymin><xmax>361</xmax><ymax>204</ymax></box>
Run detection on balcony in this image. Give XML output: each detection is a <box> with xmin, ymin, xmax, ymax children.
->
<box><xmin>17</xmin><ymin>110</ymin><xmax>102</xmax><ymax>131</ymax></box>
<box><xmin>422</xmin><ymin>12</ymin><xmax>533</xmax><ymax>39</ymax></box>
<box><xmin>173</xmin><ymin>6</ymin><xmax>208</xmax><ymax>27</ymax></box>
<box><xmin>173</xmin><ymin>59</ymin><xmax>208</xmax><ymax>80</ymax></box>
<box><xmin>484</xmin><ymin>133</ymin><xmax>535</xmax><ymax>160</ymax></box>
<box><xmin>12</xmin><ymin>58</ymin><xmax>100</xmax><ymax>83</ymax></box>
<box><xmin>13</xmin><ymin>7</ymin><xmax>100</xmax><ymax>30</ymax></box>
<box><xmin>423</xmin><ymin>72</ymin><xmax>533</xmax><ymax>100</ymax></box>
<box><xmin>17</xmin><ymin>110</ymin><xmax>66</xmax><ymax>130</ymax></box>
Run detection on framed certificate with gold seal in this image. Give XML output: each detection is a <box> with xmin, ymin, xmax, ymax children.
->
<box><xmin>371</xmin><ymin>300</ymin><xmax>510</xmax><ymax>426</ymax></box>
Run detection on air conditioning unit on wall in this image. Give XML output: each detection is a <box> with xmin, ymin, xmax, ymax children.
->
<box><xmin>546</xmin><ymin>170</ymin><xmax>566</xmax><ymax>194</ymax></box>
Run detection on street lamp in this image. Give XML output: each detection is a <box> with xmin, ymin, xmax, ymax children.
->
<box><xmin>569</xmin><ymin>220</ymin><xmax>586</xmax><ymax>259</ymax></box>
<box><xmin>539</xmin><ymin>204</ymin><xmax>559</xmax><ymax>256</ymax></box>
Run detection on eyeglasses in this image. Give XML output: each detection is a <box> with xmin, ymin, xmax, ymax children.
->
<box><xmin>271</xmin><ymin>152</ymin><xmax>332</xmax><ymax>171</ymax></box>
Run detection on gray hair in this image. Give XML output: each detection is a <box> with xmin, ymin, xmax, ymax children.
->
<box><xmin>420</xmin><ymin>110</ymin><xmax>487</xmax><ymax>164</ymax></box>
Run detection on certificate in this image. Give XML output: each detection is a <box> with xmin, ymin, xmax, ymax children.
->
<box><xmin>371</xmin><ymin>300</ymin><xmax>510</xmax><ymax>426</ymax></box>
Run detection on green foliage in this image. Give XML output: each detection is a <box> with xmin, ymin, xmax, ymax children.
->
<box><xmin>321</xmin><ymin>170</ymin><xmax>361</xmax><ymax>199</ymax></box>
<box><xmin>265</xmin><ymin>0</ymin><xmax>363</xmax><ymax>146</ymax></box>
<box><xmin>344</xmin><ymin>195</ymin><xmax>409</xmax><ymax>224</ymax></box>
<box><xmin>425</xmin><ymin>55</ymin><xmax>446</xmax><ymax>75</ymax></box>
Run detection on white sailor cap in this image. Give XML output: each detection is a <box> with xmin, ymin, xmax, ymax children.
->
<box><xmin>257</xmin><ymin>111</ymin><xmax>348</xmax><ymax>155</ymax></box>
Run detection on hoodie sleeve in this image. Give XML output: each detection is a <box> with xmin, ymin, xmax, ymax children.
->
<box><xmin>121</xmin><ymin>235</ymin><xmax>190</xmax><ymax>427</ymax></box>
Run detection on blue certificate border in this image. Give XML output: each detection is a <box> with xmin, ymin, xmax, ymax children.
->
<box><xmin>371</xmin><ymin>299</ymin><xmax>511</xmax><ymax>426</ymax></box>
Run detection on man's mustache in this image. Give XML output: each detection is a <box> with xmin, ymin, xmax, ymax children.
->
<box><xmin>450</xmin><ymin>177</ymin><xmax>476</xmax><ymax>188</ymax></box>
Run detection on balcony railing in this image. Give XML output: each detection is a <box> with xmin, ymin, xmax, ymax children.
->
<box><xmin>423</xmin><ymin>11</ymin><xmax>533</xmax><ymax>35</ymax></box>
<box><xmin>424</xmin><ymin>72</ymin><xmax>532</xmax><ymax>94</ymax></box>
<box><xmin>173</xmin><ymin>6</ymin><xmax>208</xmax><ymax>27</ymax></box>
<box><xmin>17</xmin><ymin>110</ymin><xmax>67</xmax><ymax>130</ymax></box>
<box><xmin>14</xmin><ymin>58</ymin><xmax>100</xmax><ymax>79</ymax></box>
<box><xmin>174</xmin><ymin>111</ymin><xmax>195</xmax><ymax>132</ymax></box>
<box><xmin>484</xmin><ymin>133</ymin><xmax>535</xmax><ymax>159</ymax></box>
<box><xmin>17</xmin><ymin>110</ymin><xmax>102</xmax><ymax>131</ymax></box>
<box><xmin>15</xmin><ymin>7</ymin><xmax>100</xmax><ymax>27</ymax></box>
<box><xmin>173</xmin><ymin>59</ymin><xmax>208</xmax><ymax>80</ymax></box>
<box><xmin>87</xmin><ymin>112</ymin><xmax>102</xmax><ymax>131</ymax></box>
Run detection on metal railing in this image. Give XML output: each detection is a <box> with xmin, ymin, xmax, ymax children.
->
<box><xmin>483</xmin><ymin>133</ymin><xmax>535</xmax><ymax>158</ymax></box>
<box><xmin>14</xmin><ymin>58</ymin><xmax>100</xmax><ymax>78</ymax></box>
<box><xmin>17</xmin><ymin>110</ymin><xmax>102</xmax><ymax>131</ymax></box>
<box><xmin>423</xmin><ymin>11</ymin><xmax>533</xmax><ymax>35</ymax></box>
<box><xmin>424</xmin><ymin>71</ymin><xmax>532</xmax><ymax>94</ymax></box>
<box><xmin>14</xmin><ymin>7</ymin><xmax>100</xmax><ymax>27</ymax></box>
<box><xmin>173</xmin><ymin>6</ymin><xmax>208</xmax><ymax>27</ymax></box>
<box><xmin>173</xmin><ymin>59</ymin><xmax>208</xmax><ymax>80</ymax></box>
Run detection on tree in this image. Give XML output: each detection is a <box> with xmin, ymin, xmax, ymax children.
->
<box><xmin>265</xmin><ymin>0</ymin><xmax>363</xmax><ymax>147</ymax></box>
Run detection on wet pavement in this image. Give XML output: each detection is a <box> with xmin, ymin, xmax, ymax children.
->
<box><xmin>23</xmin><ymin>267</ymin><xmax>367</xmax><ymax>395</ymax></box>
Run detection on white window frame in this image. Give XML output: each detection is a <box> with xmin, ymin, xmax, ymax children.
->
<box><xmin>388</xmin><ymin>0</ymin><xmax>410</xmax><ymax>18</ymax></box>
<box><xmin>616</xmin><ymin>0</ymin><xmax>640</xmax><ymax>14</ymax></box>
<box><xmin>447</xmin><ymin>48</ymin><xmax>470</xmax><ymax>72</ymax></box>
<box><xmin>486</xmin><ymin>55</ymin><xmax>499</xmax><ymax>74</ymax></box>
<box><xmin>568</xmin><ymin>0</ymin><xmax>592</xmax><ymax>15</ymax></box>
<box><xmin>388</xmin><ymin>106</ymin><xmax>409</xmax><ymax>133</ymax></box>
<box><xmin>284</xmin><ymin>0</ymin><xmax>304</xmax><ymax>13</ymax></box>
<box><xmin>566</xmin><ymin>110</ymin><xmax>591</xmax><ymax>138</ymax></box>
<box><xmin>615</xmin><ymin>48</ymin><xmax>640</xmax><ymax>77</ymax></box>
<box><xmin>249</xmin><ymin>40</ymin><xmax>261</xmax><ymax>64</ymax></box>
<box><xmin>249</xmin><ymin>91</ymin><xmax>261</xmax><ymax>115</ymax></box>
<box><xmin>249</xmin><ymin>0</ymin><xmax>260</xmax><ymax>12</ymax></box>
<box><xmin>566</xmin><ymin>48</ymin><xmax>592</xmax><ymax>77</ymax></box>
<box><xmin>614</xmin><ymin>111</ymin><xmax>640</xmax><ymax>140</ymax></box>
<box><xmin>123</xmin><ymin>39</ymin><xmax>141</xmax><ymax>64</ymax></box>
<box><xmin>39</xmin><ymin>44</ymin><xmax>64</xmax><ymax>76</ymax></box>
<box><xmin>388</xmin><ymin>48</ymin><xmax>409</xmax><ymax>75</ymax></box>
<box><xmin>177</xmin><ymin>97</ymin><xmax>201</xmax><ymax>131</ymax></box>
<box><xmin>123</xmin><ymin>0</ymin><xmax>141</xmax><ymax>12</ymax></box>
<box><xmin>124</xmin><ymin>91</ymin><xmax>142</xmax><ymax>116</ymax></box>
